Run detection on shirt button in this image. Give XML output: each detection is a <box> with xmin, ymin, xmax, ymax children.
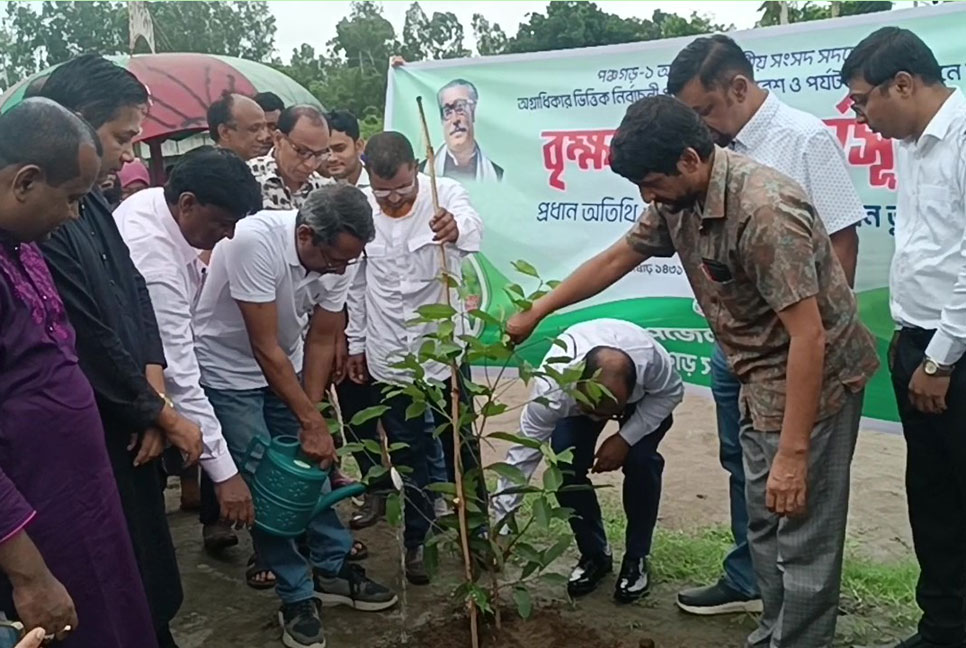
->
<box><xmin>41</xmin><ymin>294</ymin><xmax>48</xmax><ymax>301</ymax></box>
<box><xmin>47</xmin><ymin>325</ymin><xmax>54</xmax><ymax>333</ymax></box>
<box><xmin>101</xmin><ymin>253</ymin><xmax>108</xmax><ymax>261</ymax></box>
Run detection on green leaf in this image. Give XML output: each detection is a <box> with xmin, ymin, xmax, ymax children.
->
<box><xmin>488</xmin><ymin>431</ymin><xmax>542</xmax><ymax>450</ymax></box>
<box><xmin>541</xmin><ymin>536</ymin><xmax>571</xmax><ymax>566</ymax></box>
<box><xmin>438</xmin><ymin>320</ymin><xmax>455</xmax><ymax>338</ymax></box>
<box><xmin>542</xmin><ymin>465</ymin><xmax>564</xmax><ymax>492</ymax></box>
<box><xmin>424</xmin><ymin>541</ymin><xmax>439</xmax><ymax>576</ymax></box>
<box><xmin>426</xmin><ymin>482</ymin><xmax>457</xmax><ymax>496</ymax></box>
<box><xmin>480</xmin><ymin>401</ymin><xmax>508</xmax><ymax>417</ymax></box>
<box><xmin>504</xmin><ymin>282</ymin><xmax>525</xmax><ymax>298</ymax></box>
<box><xmin>513</xmin><ymin>586</ymin><xmax>533</xmax><ymax>619</ymax></box>
<box><xmin>555</xmin><ymin>448</ymin><xmax>575</xmax><ymax>466</ymax></box>
<box><xmin>362</xmin><ymin>439</ymin><xmax>383</xmax><ymax>456</ymax></box>
<box><xmin>511</xmin><ymin>298</ymin><xmax>533</xmax><ymax>311</ymax></box>
<box><xmin>365</xmin><ymin>465</ymin><xmax>388</xmax><ymax>484</ymax></box>
<box><xmin>417</xmin><ymin>303</ymin><xmax>457</xmax><ymax>320</ymax></box>
<box><xmin>349</xmin><ymin>405</ymin><xmax>389</xmax><ymax>427</ymax></box>
<box><xmin>404</xmin><ymin>399</ymin><xmax>427</xmax><ymax>421</ymax></box>
<box><xmin>521</xmin><ymin>560</ymin><xmax>540</xmax><ymax>580</ymax></box>
<box><xmin>547</xmin><ymin>280</ymin><xmax>562</xmax><ymax>289</ymax></box>
<box><xmin>486</xmin><ymin>461</ymin><xmax>528</xmax><ymax>485</ymax></box>
<box><xmin>511</xmin><ymin>259</ymin><xmax>540</xmax><ymax>278</ymax></box>
<box><xmin>551</xmin><ymin>337</ymin><xmax>569</xmax><ymax>350</ymax></box>
<box><xmin>385</xmin><ymin>492</ymin><xmax>403</xmax><ymax>526</ymax></box>
<box><xmin>532</xmin><ymin>496</ymin><xmax>551</xmax><ymax>529</ymax></box>
<box><xmin>468</xmin><ymin>308</ymin><xmax>502</xmax><ymax>328</ymax></box>
<box><xmin>540</xmin><ymin>572</ymin><xmax>570</xmax><ymax>588</ymax></box>
<box><xmin>387</xmin><ymin>442</ymin><xmax>410</xmax><ymax>452</ymax></box>
<box><xmin>514</xmin><ymin>542</ymin><xmax>543</xmax><ymax>565</ymax></box>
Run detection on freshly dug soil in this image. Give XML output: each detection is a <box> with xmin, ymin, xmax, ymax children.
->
<box><xmin>383</xmin><ymin>608</ymin><xmax>654</xmax><ymax>648</ymax></box>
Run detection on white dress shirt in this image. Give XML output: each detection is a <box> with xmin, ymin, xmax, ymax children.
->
<box><xmin>113</xmin><ymin>188</ymin><xmax>237</xmax><ymax>482</ymax></box>
<box><xmin>492</xmin><ymin>319</ymin><xmax>684</xmax><ymax>521</ymax></box>
<box><xmin>892</xmin><ymin>88</ymin><xmax>966</xmax><ymax>366</ymax></box>
<box><xmin>733</xmin><ymin>91</ymin><xmax>866</xmax><ymax>235</ymax></box>
<box><xmin>346</xmin><ymin>174</ymin><xmax>483</xmax><ymax>384</ymax></box>
<box><xmin>194</xmin><ymin>210</ymin><xmax>354</xmax><ymax>390</ymax></box>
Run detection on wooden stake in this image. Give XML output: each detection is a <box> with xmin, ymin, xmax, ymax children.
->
<box><xmin>416</xmin><ymin>95</ymin><xmax>479</xmax><ymax>648</ymax></box>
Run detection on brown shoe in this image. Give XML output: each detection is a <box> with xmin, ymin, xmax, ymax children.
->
<box><xmin>405</xmin><ymin>546</ymin><xmax>430</xmax><ymax>586</ymax></box>
<box><xmin>350</xmin><ymin>493</ymin><xmax>386</xmax><ymax>530</ymax></box>
<box><xmin>202</xmin><ymin>520</ymin><xmax>238</xmax><ymax>554</ymax></box>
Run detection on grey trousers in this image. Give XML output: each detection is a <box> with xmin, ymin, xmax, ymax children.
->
<box><xmin>742</xmin><ymin>390</ymin><xmax>864</xmax><ymax>648</ymax></box>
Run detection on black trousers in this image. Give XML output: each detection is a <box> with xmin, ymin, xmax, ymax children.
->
<box><xmin>336</xmin><ymin>377</ymin><xmax>385</xmax><ymax>487</ymax></box>
<box><xmin>892</xmin><ymin>327</ymin><xmax>966</xmax><ymax>646</ymax></box>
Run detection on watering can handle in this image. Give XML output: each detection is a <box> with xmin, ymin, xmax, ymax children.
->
<box><xmin>241</xmin><ymin>436</ymin><xmax>270</xmax><ymax>479</ymax></box>
<box><xmin>313</xmin><ymin>483</ymin><xmax>367</xmax><ymax>516</ymax></box>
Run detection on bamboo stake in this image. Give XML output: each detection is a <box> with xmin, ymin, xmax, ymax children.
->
<box><xmin>416</xmin><ymin>95</ymin><xmax>479</xmax><ymax>648</ymax></box>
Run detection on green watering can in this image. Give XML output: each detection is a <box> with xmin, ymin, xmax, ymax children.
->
<box><xmin>241</xmin><ymin>435</ymin><xmax>366</xmax><ymax>538</ymax></box>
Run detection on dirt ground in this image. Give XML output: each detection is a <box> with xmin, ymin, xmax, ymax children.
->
<box><xmin>168</xmin><ymin>385</ymin><xmax>913</xmax><ymax>648</ymax></box>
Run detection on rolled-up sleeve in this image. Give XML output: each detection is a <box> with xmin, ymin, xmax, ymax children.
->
<box><xmin>625</xmin><ymin>204</ymin><xmax>677</xmax><ymax>258</ymax></box>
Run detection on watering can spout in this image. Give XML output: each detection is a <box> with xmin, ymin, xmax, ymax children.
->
<box><xmin>314</xmin><ymin>482</ymin><xmax>367</xmax><ymax>517</ymax></box>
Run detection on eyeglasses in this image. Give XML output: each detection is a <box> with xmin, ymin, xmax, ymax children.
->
<box><xmin>441</xmin><ymin>99</ymin><xmax>476</xmax><ymax>120</ymax></box>
<box><xmin>370</xmin><ymin>178</ymin><xmax>418</xmax><ymax>200</ymax></box>
<box><xmin>319</xmin><ymin>247</ymin><xmax>365</xmax><ymax>272</ymax></box>
<box><xmin>283</xmin><ymin>134</ymin><xmax>330</xmax><ymax>162</ymax></box>
<box><xmin>848</xmin><ymin>77</ymin><xmax>895</xmax><ymax>116</ymax></box>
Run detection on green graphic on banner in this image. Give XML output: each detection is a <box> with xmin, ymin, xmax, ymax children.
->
<box><xmin>386</xmin><ymin>4</ymin><xmax>966</xmax><ymax>426</ymax></box>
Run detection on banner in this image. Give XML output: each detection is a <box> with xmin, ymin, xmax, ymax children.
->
<box><xmin>385</xmin><ymin>4</ymin><xmax>966</xmax><ymax>427</ymax></box>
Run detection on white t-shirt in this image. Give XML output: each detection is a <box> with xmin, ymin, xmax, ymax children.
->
<box><xmin>194</xmin><ymin>210</ymin><xmax>354</xmax><ymax>390</ymax></box>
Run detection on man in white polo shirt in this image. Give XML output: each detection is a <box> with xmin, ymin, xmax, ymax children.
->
<box><xmin>194</xmin><ymin>185</ymin><xmax>397</xmax><ymax>648</ymax></box>
<box><xmin>493</xmin><ymin>319</ymin><xmax>683</xmax><ymax>604</ymax></box>
<box><xmin>667</xmin><ymin>34</ymin><xmax>866</xmax><ymax>616</ymax></box>
<box><xmin>114</xmin><ymin>147</ymin><xmax>261</xmax><ymax>541</ymax></box>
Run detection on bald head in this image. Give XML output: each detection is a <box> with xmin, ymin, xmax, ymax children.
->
<box><xmin>579</xmin><ymin>346</ymin><xmax>637</xmax><ymax>416</ymax></box>
<box><xmin>0</xmin><ymin>98</ymin><xmax>101</xmax><ymax>241</ymax></box>
<box><xmin>207</xmin><ymin>92</ymin><xmax>272</xmax><ymax>160</ymax></box>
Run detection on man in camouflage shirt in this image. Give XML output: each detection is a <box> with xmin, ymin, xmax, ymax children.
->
<box><xmin>248</xmin><ymin>105</ymin><xmax>332</xmax><ymax>210</ymax></box>
<box><xmin>506</xmin><ymin>96</ymin><xmax>879</xmax><ymax>648</ymax></box>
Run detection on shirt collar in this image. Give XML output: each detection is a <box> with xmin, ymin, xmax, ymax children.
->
<box><xmin>918</xmin><ymin>88</ymin><xmax>966</xmax><ymax>144</ymax></box>
<box><xmin>733</xmin><ymin>91</ymin><xmax>780</xmax><ymax>152</ymax></box>
<box><xmin>153</xmin><ymin>189</ymin><xmax>199</xmax><ymax>266</ymax></box>
<box><xmin>700</xmin><ymin>147</ymin><xmax>729</xmax><ymax>222</ymax></box>
<box><xmin>283</xmin><ymin>212</ymin><xmax>302</xmax><ymax>268</ymax></box>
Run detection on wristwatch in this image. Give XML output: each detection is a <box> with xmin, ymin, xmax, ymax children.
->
<box><xmin>922</xmin><ymin>357</ymin><xmax>955</xmax><ymax>378</ymax></box>
<box><xmin>158</xmin><ymin>392</ymin><xmax>175</xmax><ymax>409</ymax></box>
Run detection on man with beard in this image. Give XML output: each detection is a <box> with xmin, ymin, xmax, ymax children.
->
<box><xmin>842</xmin><ymin>28</ymin><xmax>966</xmax><ymax>648</ymax></box>
<box><xmin>506</xmin><ymin>96</ymin><xmax>880</xmax><ymax>648</ymax></box>
<box><xmin>666</xmin><ymin>33</ymin><xmax>865</xmax><ymax>616</ymax></box>
<box><xmin>423</xmin><ymin>79</ymin><xmax>503</xmax><ymax>183</ymax></box>
<box><xmin>207</xmin><ymin>92</ymin><xmax>273</xmax><ymax>162</ymax></box>
<box><xmin>33</xmin><ymin>54</ymin><xmax>204</xmax><ymax>648</ymax></box>
<box><xmin>0</xmin><ymin>97</ymin><xmax>157</xmax><ymax>648</ymax></box>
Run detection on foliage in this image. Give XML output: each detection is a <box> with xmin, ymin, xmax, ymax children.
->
<box><xmin>0</xmin><ymin>1</ymin><xmax>275</xmax><ymax>85</ymax></box>
<box><xmin>756</xmin><ymin>1</ymin><xmax>893</xmax><ymax>27</ymax></box>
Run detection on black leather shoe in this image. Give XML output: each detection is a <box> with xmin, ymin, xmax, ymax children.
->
<box><xmin>567</xmin><ymin>551</ymin><xmax>612</xmax><ymax>597</ymax></box>
<box><xmin>614</xmin><ymin>557</ymin><xmax>650</xmax><ymax>603</ymax></box>
<box><xmin>350</xmin><ymin>493</ymin><xmax>386</xmax><ymax>530</ymax></box>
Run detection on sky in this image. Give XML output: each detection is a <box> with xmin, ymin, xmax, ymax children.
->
<box><xmin>267</xmin><ymin>1</ymin><xmax>767</xmax><ymax>62</ymax></box>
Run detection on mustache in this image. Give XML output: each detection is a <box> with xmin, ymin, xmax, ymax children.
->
<box><xmin>449</xmin><ymin>125</ymin><xmax>467</xmax><ymax>135</ymax></box>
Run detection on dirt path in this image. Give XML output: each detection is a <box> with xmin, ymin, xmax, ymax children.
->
<box><xmin>169</xmin><ymin>385</ymin><xmax>913</xmax><ymax>647</ymax></box>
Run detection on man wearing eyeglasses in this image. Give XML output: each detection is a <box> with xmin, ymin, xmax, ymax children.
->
<box><xmin>346</xmin><ymin>131</ymin><xmax>484</xmax><ymax>585</ymax></box>
<box><xmin>424</xmin><ymin>78</ymin><xmax>503</xmax><ymax>183</ymax></box>
<box><xmin>249</xmin><ymin>105</ymin><xmax>333</xmax><ymax>211</ymax></box>
<box><xmin>193</xmin><ymin>185</ymin><xmax>398</xmax><ymax>648</ymax></box>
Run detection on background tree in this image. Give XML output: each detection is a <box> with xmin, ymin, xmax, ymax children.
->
<box><xmin>471</xmin><ymin>14</ymin><xmax>508</xmax><ymax>57</ymax></box>
<box><xmin>757</xmin><ymin>1</ymin><xmax>893</xmax><ymax>27</ymax></box>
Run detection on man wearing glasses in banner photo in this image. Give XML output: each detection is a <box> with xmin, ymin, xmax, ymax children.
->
<box><xmin>248</xmin><ymin>105</ymin><xmax>334</xmax><ymax>211</ymax></box>
<box><xmin>419</xmin><ymin>78</ymin><xmax>504</xmax><ymax>184</ymax></box>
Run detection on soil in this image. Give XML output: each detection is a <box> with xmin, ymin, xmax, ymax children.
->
<box><xmin>169</xmin><ymin>384</ymin><xmax>913</xmax><ymax>648</ymax></box>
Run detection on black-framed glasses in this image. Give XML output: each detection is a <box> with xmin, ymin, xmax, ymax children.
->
<box><xmin>283</xmin><ymin>134</ymin><xmax>330</xmax><ymax>162</ymax></box>
<box><xmin>441</xmin><ymin>99</ymin><xmax>476</xmax><ymax>120</ymax></box>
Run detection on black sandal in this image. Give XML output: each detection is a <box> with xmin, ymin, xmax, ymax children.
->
<box><xmin>245</xmin><ymin>553</ymin><xmax>276</xmax><ymax>590</ymax></box>
<box><xmin>347</xmin><ymin>539</ymin><xmax>369</xmax><ymax>561</ymax></box>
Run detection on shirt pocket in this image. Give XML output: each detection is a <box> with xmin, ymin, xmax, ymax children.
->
<box><xmin>917</xmin><ymin>184</ymin><xmax>961</xmax><ymax>250</ymax></box>
<box><xmin>407</xmin><ymin>233</ymin><xmax>450</xmax><ymax>283</ymax></box>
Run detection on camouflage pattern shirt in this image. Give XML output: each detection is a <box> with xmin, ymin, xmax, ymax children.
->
<box><xmin>626</xmin><ymin>147</ymin><xmax>879</xmax><ymax>431</ymax></box>
<box><xmin>248</xmin><ymin>150</ymin><xmax>332</xmax><ymax>210</ymax></box>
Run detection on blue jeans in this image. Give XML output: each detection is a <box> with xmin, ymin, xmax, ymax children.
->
<box><xmin>204</xmin><ymin>385</ymin><xmax>353</xmax><ymax>605</ymax></box>
<box><xmin>552</xmin><ymin>412</ymin><xmax>671</xmax><ymax>561</ymax></box>
<box><xmin>710</xmin><ymin>344</ymin><xmax>759</xmax><ymax>598</ymax></box>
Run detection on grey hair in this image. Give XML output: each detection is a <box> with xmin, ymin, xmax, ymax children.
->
<box><xmin>436</xmin><ymin>78</ymin><xmax>479</xmax><ymax>108</ymax></box>
<box><xmin>295</xmin><ymin>184</ymin><xmax>375</xmax><ymax>246</ymax></box>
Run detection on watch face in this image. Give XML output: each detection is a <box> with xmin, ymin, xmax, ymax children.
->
<box><xmin>923</xmin><ymin>360</ymin><xmax>938</xmax><ymax>375</ymax></box>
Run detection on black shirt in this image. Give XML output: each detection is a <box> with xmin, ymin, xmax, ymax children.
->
<box><xmin>40</xmin><ymin>191</ymin><xmax>166</xmax><ymax>434</ymax></box>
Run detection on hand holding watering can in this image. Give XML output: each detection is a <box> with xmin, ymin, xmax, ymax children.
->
<box><xmin>241</xmin><ymin>435</ymin><xmax>365</xmax><ymax>538</ymax></box>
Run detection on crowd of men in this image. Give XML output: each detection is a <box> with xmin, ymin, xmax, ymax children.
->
<box><xmin>0</xmin><ymin>23</ymin><xmax>962</xmax><ymax>648</ymax></box>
